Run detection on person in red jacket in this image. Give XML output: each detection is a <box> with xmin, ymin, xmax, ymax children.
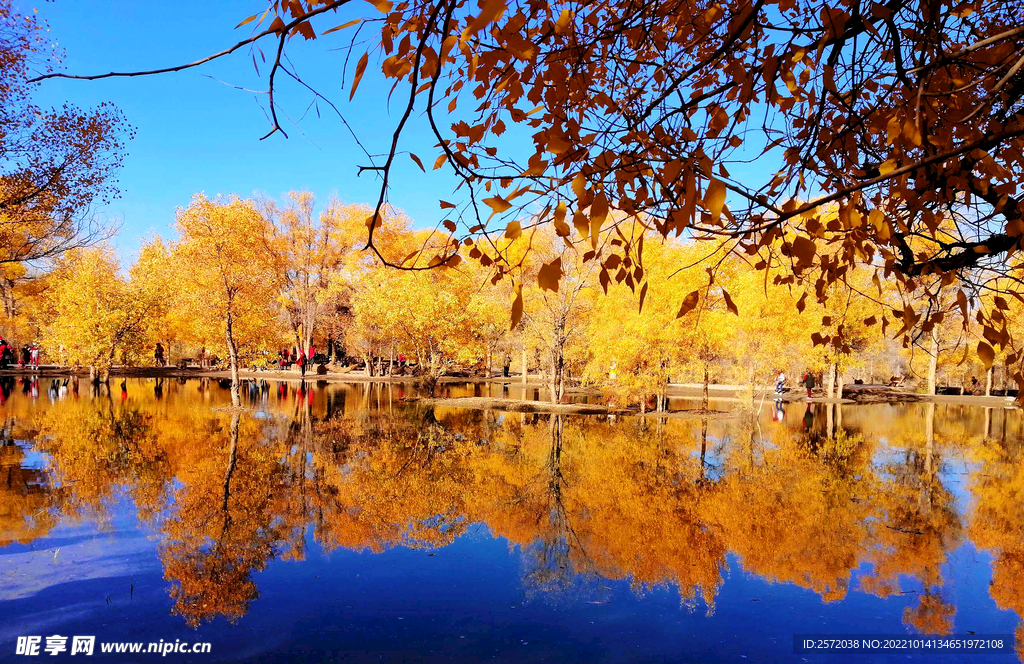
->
<box><xmin>297</xmin><ymin>351</ymin><xmax>307</xmax><ymax>378</ymax></box>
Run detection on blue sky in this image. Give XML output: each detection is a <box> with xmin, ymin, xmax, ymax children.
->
<box><xmin>28</xmin><ymin>0</ymin><xmax>462</xmax><ymax>259</ymax></box>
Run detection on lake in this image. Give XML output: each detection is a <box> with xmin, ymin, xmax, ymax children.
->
<box><xmin>0</xmin><ymin>376</ymin><xmax>1022</xmax><ymax>662</ymax></box>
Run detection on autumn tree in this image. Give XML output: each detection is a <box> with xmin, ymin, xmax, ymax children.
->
<box><xmin>38</xmin><ymin>247</ymin><xmax>157</xmax><ymax>380</ymax></box>
<box><xmin>0</xmin><ymin>1</ymin><xmax>128</xmax><ymax>265</ymax></box>
<box><xmin>169</xmin><ymin>195</ymin><xmax>283</xmax><ymax>405</ymax></box>
<box><xmin>35</xmin><ymin>0</ymin><xmax>1024</xmax><ymax>386</ymax></box>
<box><xmin>517</xmin><ymin>227</ymin><xmax>597</xmax><ymax>403</ymax></box>
<box><xmin>264</xmin><ymin>193</ymin><xmax>361</xmax><ymax>354</ymax></box>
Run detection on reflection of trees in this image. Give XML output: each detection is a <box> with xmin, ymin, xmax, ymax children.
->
<box><xmin>860</xmin><ymin>403</ymin><xmax>961</xmax><ymax>635</ymax></box>
<box><xmin>710</xmin><ymin>417</ymin><xmax>873</xmax><ymax>603</ymax></box>
<box><xmin>159</xmin><ymin>412</ymin><xmax>292</xmax><ymax>627</ymax></box>
<box><xmin>968</xmin><ymin>428</ymin><xmax>1024</xmax><ymax>660</ymax></box>
<box><xmin>0</xmin><ymin>387</ymin><xmax>1006</xmax><ymax>634</ymax></box>
<box><xmin>0</xmin><ymin>440</ymin><xmax>59</xmax><ymax>545</ymax></box>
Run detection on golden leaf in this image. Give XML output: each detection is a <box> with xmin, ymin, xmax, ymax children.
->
<box><xmin>537</xmin><ymin>257</ymin><xmax>562</xmax><ymax>292</ymax></box>
<box><xmin>677</xmin><ymin>290</ymin><xmax>700</xmax><ymax>317</ymax></box>
<box><xmin>978</xmin><ymin>341</ymin><xmax>995</xmax><ymax>369</ymax></box>
<box><xmin>510</xmin><ymin>285</ymin><xmax>523</xmax><ymax>328</ymax></box>
<box><xmin>350</xmin><ymin>53</ymin><xmax>368</xmax><ymax>101</ymax></box>
<box><xmin>705</xmin><ymin>178</ymin><xmax>727</xmax><ymax>225</ymax></box>
<box><xmin>367</xmin><ymin>0</ymin><xmax>394</xmax><ymax>13</ymax></box>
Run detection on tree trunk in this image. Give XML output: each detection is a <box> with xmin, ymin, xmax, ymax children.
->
<box><xmin>825</xmin><ymin>362</ymin><xmax>836</xmax><ymax>399</ymax></box>
<box><xmin>986</xmin><ymin>366</ymin><xmax>993</xmax><ymax>396</ymax></box>
<box><xmin>927</xmin><ymin>329</ymin><xmax>939</xmax><ymax>395</ymax></box>
<box><xmin>836</xmin><ymin>370</ymin><xmax>845</xmax><ymax>400</ymax></box>
<box><xmin>702</xmin><ymin>364</ymin><xmax>710</xmax><ymax>411</ymax></box>
<box><xmin>225</xmin><ymin>308</ymin><xmax>241</xmax><ymax>407</ymax></box>
<box><xmin>521</xmin><ymin>343</ymin><xmax>528</xmax><ymax>387</ymax></box>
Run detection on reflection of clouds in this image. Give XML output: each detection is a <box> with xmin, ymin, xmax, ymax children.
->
<box><xmin>0</xmin><ymin>522</ymin><xmax>158</xmax><ymax>603</ymax></box>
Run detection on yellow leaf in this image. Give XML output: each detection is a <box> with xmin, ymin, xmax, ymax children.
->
<box><xmin>235</xmin><ymin>14</ymin><xmax>258</xmax><ymax>29</ymax></box>
<box><xmin>485</xmin><ymin>196</ymin><xmax>512</xmax><ymax>216</ymax></box>
<box><xmin>572</xmin><ymin>210</ymin><xmax>589</xmax><ymax>239</ymax></box>
<box><xmin>722</xmin><ymin>288</ymin><xmax>738</xmax><ymax>315</ymax></box>
<box><xmin>350</xmin><ymin>53</ymin><xmax>368</xmax><ymax>101</ymax></box>
<box><xmin>978</xmin><ymin>341</ymin><xmax>995</xmax><ymax>369</ymax></box>
<box><xmin>433</xmin><ymin>154</ymin><xmax>447</xmax><ymax>170</ymax></box>
<box><xmin>537</xmin><ymin>257</ymin><xmax>562</xmax><ymax>292</ymax></box>
<box><xmin>510</xmin><ymin>285</ymin><xmax>523</xmax><ymax>328</ymax></box>
<box><xmin>504</xmin><ymin>220</ymin><xmax>521</xmax><ymax>239</ymax></box>
<box><xmin>555</xmin><ymin>8</ymin><xmax>573</xmax><ymax>32</ymax></box>
<box><xmin>878</xmin><ymin>159</ymin><xmax>898</xmax><ymax>176</ymax></box>
<box><xmin>589</xmin><ymin>193</ymin><xmax>608</xmax><ymax>250</ymax></box>
<box><xmin>552</xmin><ymin>201</ymin><xmax>570</xmax><ymax>237</ymax></box>
<box><xmin>677</xmin><ymin>290</ymin><xmax>700</xmax><ymax>317</ymax></box>
<box><xmin>792</xmin><ymin>235</ymin><xmax>817</xmax><ymax>263</ymax></box>
<box><xmin>705</xmin><ymin>178</ymin><xmax>726</xmax><ymax>225</ymax></box>
<box><xmin>367</xmin><ymin>0</ymin><xmax>394</xmax><ymax>13</ymax></box>
<box><xmin>322</xmin><ymin>19</ymin><xmax>361</xmax><ymax>35</ymax></box>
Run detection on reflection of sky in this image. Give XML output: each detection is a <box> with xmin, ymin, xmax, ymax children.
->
<box><xmin>0</xmin><ymin>382</ymin><xmax>1021</xmax><ymax>663</ymax></box>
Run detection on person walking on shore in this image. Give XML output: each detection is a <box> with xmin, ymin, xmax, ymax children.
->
<box><xmin>154</xmin><ymin>342</ymin><xmax>165</xmax><ymax>367</ymax></box>
<box><xmin>803</xmin><ymin>371</ymin><xmax>816</xmax><ymax>399</ymax></box>
<box><xmin>297</xmin><ymin>351</ymin><xmax>307</xmax><ymax>378</ymax></box>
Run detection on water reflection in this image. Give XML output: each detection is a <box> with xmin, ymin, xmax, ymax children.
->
<box><xmin>1</xmin><ymin>379</ymin><xmax>1022</xmax><ymax>660</ymax></box>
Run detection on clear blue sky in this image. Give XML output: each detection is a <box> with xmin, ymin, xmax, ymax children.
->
<box><xmin>27</xmin><ymin>0</ymin><xmax>462</xmax><ymax>259</ymax></box>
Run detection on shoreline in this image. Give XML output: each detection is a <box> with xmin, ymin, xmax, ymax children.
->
<box><xmin>0</xmin><ymin>366</ymin><xmax>1016</xmax><ymax>409</ymax></box>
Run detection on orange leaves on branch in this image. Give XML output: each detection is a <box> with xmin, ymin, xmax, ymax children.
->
<box><xmin>461</xmin><ymin>0</ymin><xmax>507</xmax><ymax>44</ymax></box>
<box><xmin>504</xmin><ymin>220</ymin><xmax>521</xmax><ymax>239</ymax></box>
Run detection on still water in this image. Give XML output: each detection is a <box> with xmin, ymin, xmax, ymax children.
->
<box><xmin>0</xmin><ymin>376</ymin><xmax>1022</xmax><ymax>662</ymax></box>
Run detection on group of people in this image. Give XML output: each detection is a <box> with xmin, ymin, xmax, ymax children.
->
<box><xmin>774</xmin><ymin>370</ymin><xmax>817</xmax><ymax>398</ymax></box>
<box><xmin>0</xmin><ymin>338</ymin><xmax>40</xmax><ymax>370</ymax></box>
<box><xmin>278</xmin><ymin>345</ymin><xmax>317</xmax><ymax>376</ymax></box>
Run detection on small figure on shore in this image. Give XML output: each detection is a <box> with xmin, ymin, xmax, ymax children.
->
<box><xmin>308</xmin><ymin>344</ymin><xmax>316</xmax><ymax>363</ymax></box>
<box><xmin>774</xmin><ymin>370</ymin><xmax>786</xmax><ymax>394</ymax></box>
<box><xmin>19</xmin><ymin>344</ymin><xmax>28</xmax><ymax>368</ymax></box>
<box><xmin>297</xmin><ymin>351</ymin><xmax>307</xmax><ymax>377</ymax></box>
<box><xmin>503</xmin><ymin>353</ymin><xmax>511</xmax><ymax>378</ymax></box>
<box><xmin>154</xmin><ymin>342</ymin><xmax>165</xmax><ymax>367</ymax></box>
<box><xmin>803</xmin><ymin>371</ymin><xmax>816</xmax><ymax>399</ymax></box>
<box><xmin>28</xmin><ymin>344</ymin><xmax>38</xmax><ymax>370</ymax></box>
